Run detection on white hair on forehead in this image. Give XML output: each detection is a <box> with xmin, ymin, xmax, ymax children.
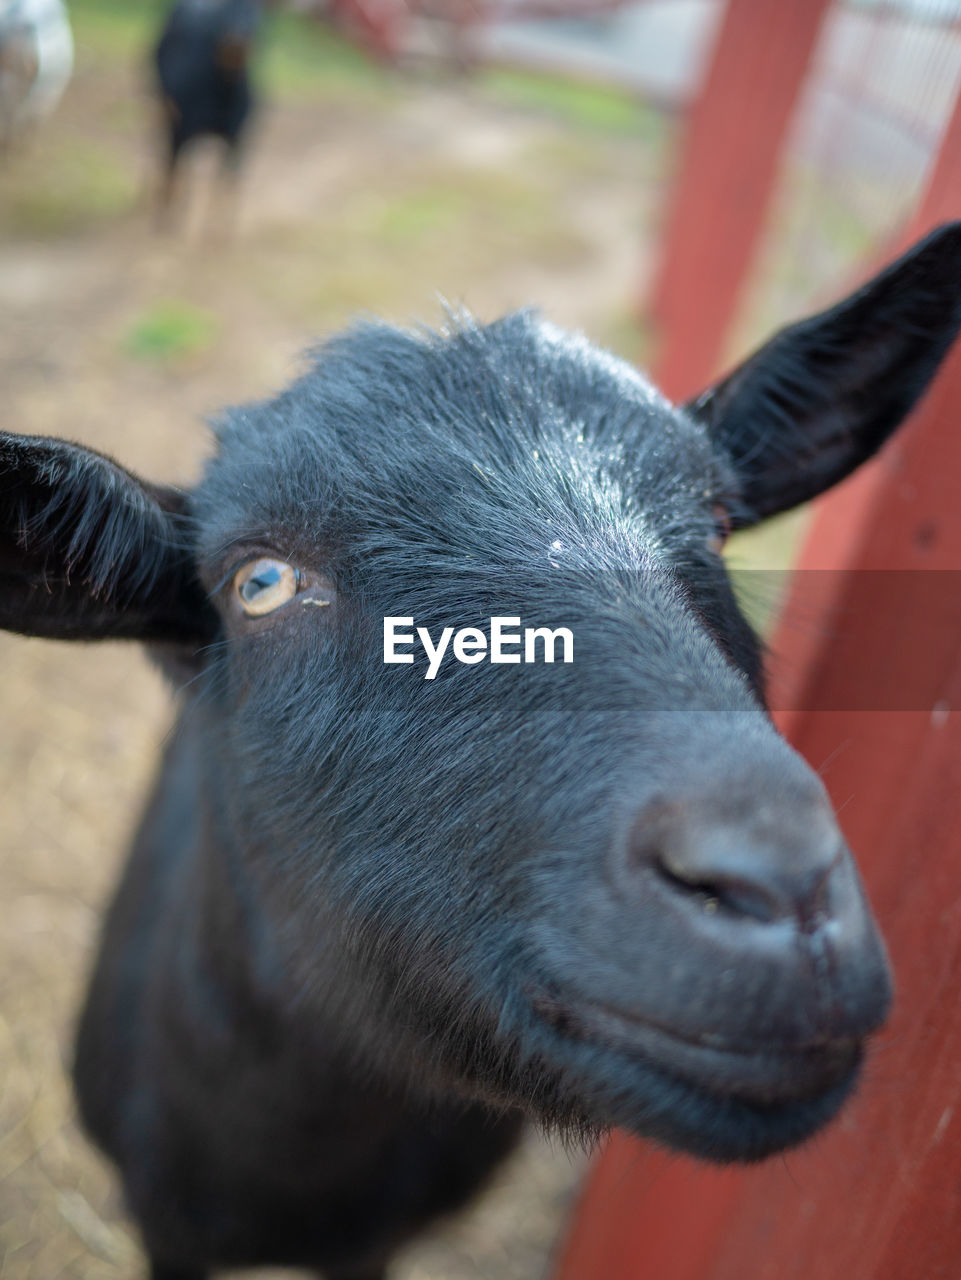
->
<box><xmin>529</xmin><ymin>317</ymin><xmax>667</xmax><ymax>410</ymax></box>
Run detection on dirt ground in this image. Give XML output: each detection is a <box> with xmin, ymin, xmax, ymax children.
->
<box><xmin>0</xmin><ymin>8</ymin><xmax>676</xmax><ymax>1277</ymax></box>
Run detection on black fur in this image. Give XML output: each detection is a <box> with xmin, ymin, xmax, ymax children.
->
<box><xmin>3</xmin><ymin>224</ymin><xmax>961</xmax><ymax>1277</ymax></box>
<box><xmin>0</xmin><ymin>433</ymin><xmax>212</xmax><ymax>642</ymax></box>
<box><xmin>686</xmin><ymin>223</ymin><xmax>961</xmax><ymax>523</ymax></box>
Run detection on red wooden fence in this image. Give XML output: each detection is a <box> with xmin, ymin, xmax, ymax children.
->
<box><xmin>649</xmin><ymin>0</ymin><xmax>832</xmax><ymax>402</ymax></box>
<box><xmin>556</xmin><ymin>3</ymin><xmax>961</xmax><ymax>1277</ymax></box>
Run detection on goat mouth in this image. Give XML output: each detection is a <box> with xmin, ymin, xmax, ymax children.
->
<box><xmin>534</xmin><ymin>988</ymin><xmax>865</xmax><ymax>1111</ymax></box>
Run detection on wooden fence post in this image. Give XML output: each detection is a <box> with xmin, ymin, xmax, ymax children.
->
<box><xmin>650</xmin><ymin>0</ymin><xmax>831</xmax><ymax>401</ymax></box>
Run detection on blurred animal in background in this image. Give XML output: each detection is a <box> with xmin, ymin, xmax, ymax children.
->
<box><xmin>0</xmin><ymin>0</ymin><xmax>72</xmax><ymax>150</ymax></box>
<box><xmin>152</xmin><ymin>0</ymin><xmax>265</xmax><ymax>223</ymax></box>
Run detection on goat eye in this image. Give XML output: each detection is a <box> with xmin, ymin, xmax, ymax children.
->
<box><xmin>707</xmin><ymin>504</ymin><xmax>732</xmax><ymax>554</ymax></box>
<box><xmin>233</xmin><ymin>558</ymin><xmax>299</xmax><ymax>616</ymax></box>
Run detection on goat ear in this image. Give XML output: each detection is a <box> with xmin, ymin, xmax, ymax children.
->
<box><xmin>0</xmin><ymin>432</ymin><xmax>216</xmax><ymax>644</ymax></box>
<box><xmin>685</xmin><ymin>222</ymin><xmax>961</xmax><ymax>526</ymax></box>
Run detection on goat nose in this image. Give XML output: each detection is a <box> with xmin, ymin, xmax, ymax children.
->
<box><xmin>627</xmin><ymin>794</ymin><xmax>843</xmax><ymax>926</ymax></box>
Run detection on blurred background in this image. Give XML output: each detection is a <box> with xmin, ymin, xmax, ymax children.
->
<box><xmin>2</xmin><ymin>0</ymin><xmax>961</xmax><ymax>1276</ymax></box>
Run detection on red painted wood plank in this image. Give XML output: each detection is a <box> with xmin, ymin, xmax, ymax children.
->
<box><xmin>650</xmin><ymin>0</ymin><xmax>831</xmax><ymax>401</ymax></box>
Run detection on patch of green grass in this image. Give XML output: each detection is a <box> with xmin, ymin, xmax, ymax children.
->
<box><xmin>361</xmin><ymin>171</ymin><xmax>543</xmax><ymax>247</ymax></box>
<box><xmin>297</xmin><ymin>256</ymin><xmax>420</xmax><ymax>325</ymax></box>
<box><xmin>0</xmin><ymin>138</ymin><xmax>136</xmax><ymax>235</ymax></box>
<box><xmin>817</xmin><ymin>180</ymin><xmax>884</xmax><ymax>263</ymax></box>
<box><xmin>354</xmin><ymin>167</ymin><xmax>583</xmax><ymax>256</ymax></box>
<box><xmin>480</xmin><ymin>67</ymin><xmax>661</xmax><ymax>138</ymax></box>
<box><xmin>123</xmin><ymin>299</ymin><xmax>219</xmax><ymax>362</ymax></box>
<box><xmin>525</xmin><ymin>131</ymin><xmax>637</xmax><ymax>181</ymax></box>
<box><xmin>726</xmin><ymin>507</ymin><xmax>810</xmax><ymax>636</ymax></box>
<box><xmin>729</xmin><ymin>506</ymin><xmax>809</xmax><ymax>572</ymax></box>
<box><xmin>371</xmin><ymin>185</ymin><xmax>467</xmax><ymax>243</ymax></box>
<box><xmin>251</xmin><ymin>161</ymin><xmax>591</xmax><ymax>330</ymax></box>
<box><xmin>595</xmin><ymin>307</ymin><xmax>654</xmax><ymax>367</ymax></box>
<box><xmin>68</xmin><ymin>0</ymin><xmax>161</xmax><ymax>58</ymax></box>
<box><xmin>261</xmin><ymin>13</ymin><xmax>394</xmax><ymax>103</ymax></box>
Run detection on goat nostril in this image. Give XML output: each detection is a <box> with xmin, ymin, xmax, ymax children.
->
<box><xmin>652</xmin><ymin>853</ymin><xmax>780</xmax><ymax>923</ymax></box>
<box><xmin>653</xmin><ymin>856</ymin><xmax>722</xmax><ymax>914</ymax></box>
<box><xmin>625</xmin><ymin>794</ymin><xmax>844</xmax><ymax>926</ymax></box>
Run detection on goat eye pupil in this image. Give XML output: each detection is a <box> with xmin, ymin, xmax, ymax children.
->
<box><xmin>233</xmin><ymin>558</ymin><xmax>299</xmax><ymax>616</ymax></box>
<box><xmin>241</xmin><ymin>565</ymin><xmax>281</xmax><ymax>600</ymax></box>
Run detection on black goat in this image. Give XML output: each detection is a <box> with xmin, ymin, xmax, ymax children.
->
<box><xmin>153</xmin><ymin>0</ymin><xmax>263</xmax><ymax>217</ymax></box>
<box><xmin>3</xmin><ymin>226</ymin><xmax>961</xmax><ymax>1279</ymax></box>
